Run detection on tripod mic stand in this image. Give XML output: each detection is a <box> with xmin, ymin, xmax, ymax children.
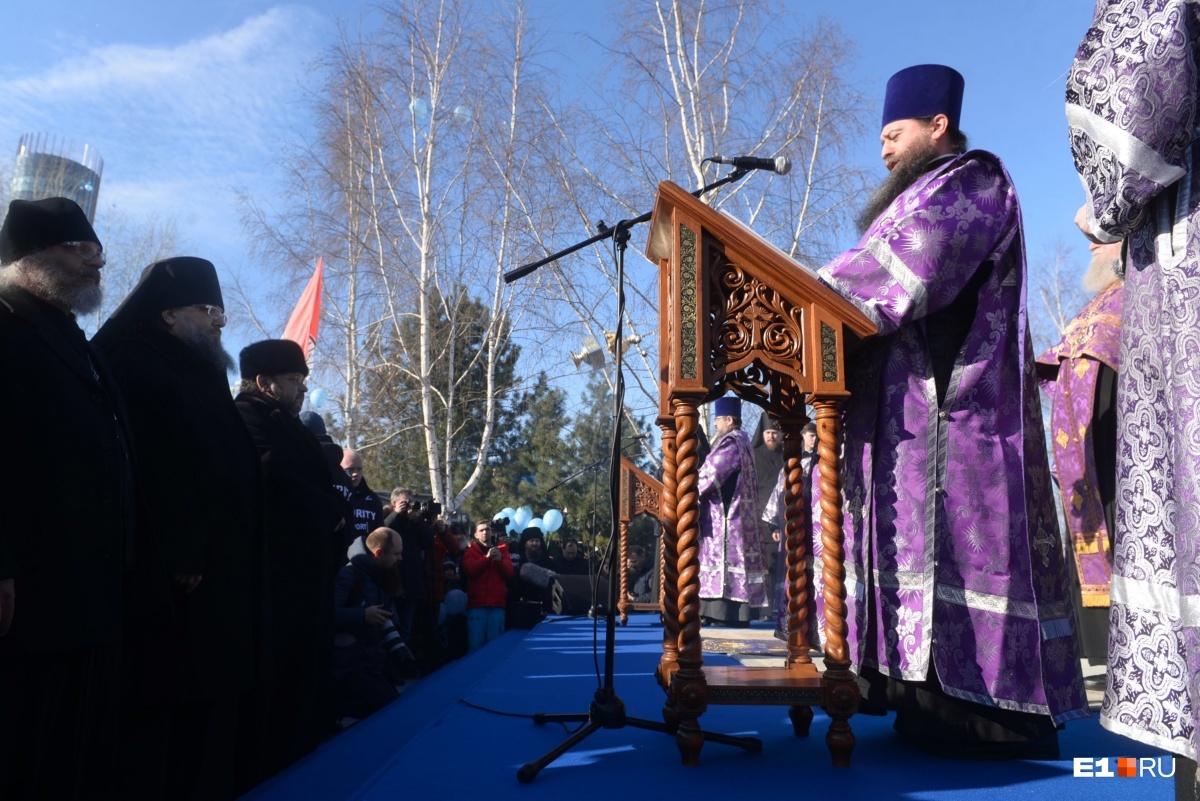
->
<box><xmin>509</xmin><ymin>173</ymin><xmax>763</xmax><ymax>783</ymax></box>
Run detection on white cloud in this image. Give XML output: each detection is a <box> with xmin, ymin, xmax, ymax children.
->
<box><xmin>0</xmin><ymin>4</ymin><xmax>330</xmax><ymax>265</ymax></box>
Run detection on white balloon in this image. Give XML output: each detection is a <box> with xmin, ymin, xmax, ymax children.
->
<box><xmin>542</xmin><ymin>509</ymin><xmax>563</xmax><ymax>532</ymax></box>
<box><xmin>527</xmin><ymin>518</ymin><xmax>544</xmax><ymax>532</ymax></box>
<box><xmin>512</xmin><ymin>506</ymin><xmax>532</xmax><ymax>530</ymax></box>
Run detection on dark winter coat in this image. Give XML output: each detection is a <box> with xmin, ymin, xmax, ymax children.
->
<box><xmin>234</xmin><ymin>391</ymin><xmax>345</xmax><ymax>639</ymax></box>
<box><xmin>0</xmin><ymin>285</ymin><xmax>138</xmax><ymax>656</ymax></box>
<box><xmin>382</xmin><ymin>510</ymin><xmax>433</xmax><ymax>599</ymax></box>
<box><xmin>98</xmin><ymin>326</ymin><xmax>265</xmax><ymax>700</ymax></box>
<box><xmin>332</xmin><ymin>553</ymin><xmax>396</xmax><ymax>675</ymax></box>
<box><xmin>346</xmin><ymin>478</ymin><xmax>384</xmax><ymax>542</ymax></box>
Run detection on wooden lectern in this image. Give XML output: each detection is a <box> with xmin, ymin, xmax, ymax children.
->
<box><xmin>645</xmin><ymin>181</ymin><xmax>877</xmax><ymax>767</ymax></box>
<box><xmin>616</xmin><ymin>457</ymin><xmax>665</xmax><ymax>624</ymax></box>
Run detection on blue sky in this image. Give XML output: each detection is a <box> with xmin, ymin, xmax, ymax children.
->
<box><xmin>0</xmin><ymin>0</ymin><xmax>1099</xmax><ymax>345</ymax></box>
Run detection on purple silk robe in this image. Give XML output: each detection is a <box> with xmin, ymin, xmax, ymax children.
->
<box><xmin>763</xmin><ymin>467</ymin><xmax>824</xmax><ymax>647</ymax></box>
<box><xmin>817</xmin><ymin>150</ymin><xmax>1087</xmax><ymax>723</ymax></box>
<box><xmin>1036</xmin><ymin>281</ymin><xmax>1123</xmax><ymax>607</ymax></box>
<box><xmin>1068</xmin><ymin>0</ymin><xmax>1200</xmax><ymax>760</ymax></box>
<box><xmin>698</xmin><ymin>428</ymin><xmax>768</xmax><ymax>606</ymax></box>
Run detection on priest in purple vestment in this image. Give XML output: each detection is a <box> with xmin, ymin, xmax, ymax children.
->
<box><xmin>1036</xmin><ymin>228</ymin><xmax>1124</xmax><ymax>668</ymax></box>
<box><xmin>815</xmin><ymin>64</ymin><xmax>1087</xmax><ymax>758</ymax></box>
<box><xmin>697</xmin><ymin>396</ymin><xmax>768</xmax><ymax>626</ymax></box>
<box><xmin>1068</xmin><ymin>1</ymin><xmax>1200</xmax><ymax>782</ymax></box>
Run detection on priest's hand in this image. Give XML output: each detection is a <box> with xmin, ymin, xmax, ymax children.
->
<box><xmin>0</xmin><ymin>578</ymin><xmax>13</xmax><ymax>635</ymax></box>
<box><xmin>172</xmin><ymin>574</ymin><xmax>202</xmax><ymax>593</ymax></box>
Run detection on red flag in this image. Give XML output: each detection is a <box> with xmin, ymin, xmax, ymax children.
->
<box><xmin>283</xmin><ymin>256</ymin><xmax>323</xmax><ymax>359</ymax></box>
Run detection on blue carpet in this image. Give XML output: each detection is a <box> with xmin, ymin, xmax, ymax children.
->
<box><xmin>248</xmin><ymin>615</ymin><xmax>1175</xmax><ymax>800</ymax></box>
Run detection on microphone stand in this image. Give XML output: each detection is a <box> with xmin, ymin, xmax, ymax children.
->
<box><xmin>508</xmin><ymin>170</ymin><xmax>763</xmax><ymax>783</ymax></box>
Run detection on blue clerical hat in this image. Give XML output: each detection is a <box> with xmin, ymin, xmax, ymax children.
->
<box><xmin>881</xmin><ymin>64</ymin><xmax>964</xmax><ymax>129</ymax></box>
<box><xmin>713</xmin><ymin>396</ymin><xmax>741</xmax><ymax>418</ymax></box>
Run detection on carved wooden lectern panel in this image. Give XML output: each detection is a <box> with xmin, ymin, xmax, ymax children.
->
<box><xmin>616</xmin><ymin>457</ymin><xmax>665</xmax><ymax>625</ymax></box>
<box><xmin>645</xmin><ymin>181</ymin><xmax>876</xmax><ymax>768</ymax></box>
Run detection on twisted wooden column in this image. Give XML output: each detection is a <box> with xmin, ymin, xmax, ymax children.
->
<box><xmin>657</xmin><ymin>421</ymin><xmax>680</xmax><ymax>694</ymax></box>
<box><xmin>670</xmin><ymin>399</ymin><xmax>706</xmax><ymax>765</ymax></box>
<box><xmin>618</xmin><ymin>521</ymin><xmax>631</xmax><ymax>625</ymax></box>
<box><xmin>780</xmin><ymin>417</ymin><xmax>814</xmax><ymax>738</ymax></box>
<box><xmin>813</xmin><ymin>399</ymin><xmax>857</xmax><ymax>766</ymax></box>
<box><xmin>780</xmin><ymin>420</ymin><xmax>812</xmax><ymax>669</ymax></box>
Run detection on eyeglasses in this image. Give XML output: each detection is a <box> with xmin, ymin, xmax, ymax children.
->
<box><xmin>58</xmin><ymin>241</ymin><xmax>105</xmax><ymax>264</ymax></box>
<box><xmin>192</xmin><ymin>304</ymin><xmax>227</xmax><ymax>325</ymax></box>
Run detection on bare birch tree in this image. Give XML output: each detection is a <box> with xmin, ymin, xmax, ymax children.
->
<box><xmin>520</xmin><ymin>0</ymin><xmax>870</xmax><ymax>459</ymax></box>
<box><xmin>242</xmin><ymin>0</ymin><xmax>563</xmax><ymax>513</ymax></box>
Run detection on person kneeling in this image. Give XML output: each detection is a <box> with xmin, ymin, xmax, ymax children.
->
<box><xmin>331</xmin><ymin>528</ymin><xmax>409</xmax><ymax>722</ymax></box>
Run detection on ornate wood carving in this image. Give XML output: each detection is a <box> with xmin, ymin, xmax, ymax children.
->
<box><xmin>645</xmin><ymin>180</ymin><xmax>876</xmax><ymax>768</ymax></box>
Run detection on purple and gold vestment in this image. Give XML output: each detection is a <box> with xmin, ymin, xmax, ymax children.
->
<box><xmin>1068</xmin><ymin>0</ymin><xmax>1200</xmax><ymax>759</ymax></box>
<box><xmin>1036</xmin><ymin>281</ymin><xmax>1123</xmax><ymax>609</ymax></box>
<box><xmin>698</xmin><ymin>428</ymin><xmax>768</xmax><ymax>607</ymax></box>
<box><xmin>818</xmin><ymin>150</ymin><xmax>1088</xmax><ymax>723</ymax></box>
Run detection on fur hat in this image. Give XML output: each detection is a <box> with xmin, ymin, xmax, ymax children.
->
<box><xmin>239</xmin><ymin>339</ymin><xmax>308</xmax><ymax>380</ymax></box>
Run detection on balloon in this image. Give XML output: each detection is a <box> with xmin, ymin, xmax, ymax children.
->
<box><xmin>542</xmin><ymin>509</ymin><xmax>563</xmax><ymax>533</ymax></box>
<box><xmin>409</xmin><ymin>97</ymin><xmax>429</xmax><ymax>121</ymax></box>
<box><xmin>308</xmin><ymin>388</ymin><xmax>328</xmax><ymax>411</ymax></box>
<box><xmin>496</xmin><ymin>507</ymin><xmax>516</xmax><ymax>522</ymax></box>
<box><xmin>527</xmin><ymin>518</ymin><xmax>544</xmax><ymax>533</ymax></box>
<box><xmin>512</xmin><ymin>506</ymin><xmax>532</xmax><ymax>530</ymax></box>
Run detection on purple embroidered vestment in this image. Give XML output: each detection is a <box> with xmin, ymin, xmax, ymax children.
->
<box><xmin>698</xmin><ymin>428</ymin><xmax>768</xmax><ymax>607</ymax></box>
<box><xmin>817</xmin><ymin>150</ymin><xmax>1087</xmax><ymax>723</ymax></box>
<box><xmin>1068</xmin><ymin>0</ymin><xmax>1200</xmax><ymax>759</ymax></box>
<box><xmin>1036</xmin><ymin>281</ymin><xmax>1123</xmax><ymax>608</ymax></box>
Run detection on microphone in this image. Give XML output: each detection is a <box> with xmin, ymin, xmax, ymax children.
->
<box><xmin>709</xmin><ymin>154</ymin><xmax>791</xmax><ymax>175</ymax></box>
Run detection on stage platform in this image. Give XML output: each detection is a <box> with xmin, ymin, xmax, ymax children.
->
<box><xmin>243</xmin><ymin>614</ymin><xmax>1174</xmax><ymax>800</ymax></box>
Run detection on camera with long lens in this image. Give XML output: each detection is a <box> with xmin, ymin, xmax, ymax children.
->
<box><xmin>488</xmin><ymin>516</ymin><xmax>509</xmax><ymax>545</ymax></box>
<box><xmin>380</xmin><ymin>619</ymin><xmax>413</xmax><ymax>663</ymax></box>
<box><xmin>413</xmin><ymin>500</ymin><xmax>443</xmax><ymax>522</ymax></box>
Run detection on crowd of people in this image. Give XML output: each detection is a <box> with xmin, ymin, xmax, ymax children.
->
<box><xmin>0</xmin><ymin>200</ymin><xmax>608</xmax><ymax>801</ymax></box>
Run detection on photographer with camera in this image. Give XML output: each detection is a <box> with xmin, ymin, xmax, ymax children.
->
<box><xmin>331</xmin><ymin>528</ymin><xmax>407</xmax><ymax>721</ymax></box>
<box><xmin>381</xmin><ymin>489</ymin><xmax>433</xmax><ymax>658</ymax></box>
<box><xmin>461</xmin><ymin>520</ymin><xmax>514</xmax><ymax>652</ymax></box>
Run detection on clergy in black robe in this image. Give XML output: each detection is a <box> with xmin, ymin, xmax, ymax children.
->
<box><xmin>94</xmin><ymin>257</ymin><xmax>265</xmax><ymax>800</ymax></box>
<box><xmin>0</xmin><ymin>198</ymin><xmax>134</xmax><ymax>800</ymax></box>
<box><xmin>235</xmin><ymin>339</ymin><xmax>346</xmax><ymax>781</ymax></box>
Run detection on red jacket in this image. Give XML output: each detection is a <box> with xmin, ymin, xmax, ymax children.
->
<box><xmin>461</xmin><ymin>540</ymin><xmax>514</xmax><ymax>609</ymax></box>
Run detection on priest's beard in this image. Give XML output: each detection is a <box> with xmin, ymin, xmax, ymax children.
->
<box><xmin>855</xmin><ymin>140</ymin><xmax>941</xmax><ymax>235</ymax></box>
<box><xmin>175</xmin><ymin>315</ymin><xmax>235</xmax><ymax>373</ymax></box>
<box><xmin>1</xmin><ymin>251</ymin><xmax>103</xmax><ymax>314</ymax></box>
<box><xmin>1082</xmin><ymin>249</ymin><xmax>1122</xmax><ymax>294</ymax></box>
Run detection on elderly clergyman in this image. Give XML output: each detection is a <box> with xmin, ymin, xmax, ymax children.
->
<box><xmin>0</xmin><ymin>197</ymin><xmax>135</xmax><ymax>798</ymax></box>
<box><xmin>93</xmin><ymin>257</ymin><xmax>265</xmax><ymax>799</ymax></box>
<box><xmin>1036</xmin><ymin>224</ymin><xmax>1124</xmax><ymax>673</ymax></box>
<box><xmin>235</xmin><ymin>339</ymin><xmax>346</xmax><ymax>779</ymax></box>
<box><xmin>815</xmin><ymin>64</ymin><xmax>1086</xmax><ymax>757</ymax></box>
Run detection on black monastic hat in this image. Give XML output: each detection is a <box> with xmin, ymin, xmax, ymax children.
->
<box><xmin>92</xmin><ymin>257</ymin><xmax>223</xmax><ymax>349</ymax></box>
<box><xmin>240</xmin><ymin>339</ymin><xmax>309</xmax><ymax>380</ymax></box>
<box><xmin>0</xmin><ymin>197</ymin><xmax>101</xmax><ymax>266</ymax></box>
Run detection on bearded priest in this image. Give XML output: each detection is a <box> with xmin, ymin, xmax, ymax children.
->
<box><xmin>814</xmin><ymin>64</ymin><xmax>1088</xmax><ymax>758</ymax></box>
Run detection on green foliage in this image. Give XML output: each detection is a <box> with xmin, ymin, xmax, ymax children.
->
<box><xmin>358</xmin><ymin>285</ymin><xmax>522</xmax><ymax>498</ymax></box>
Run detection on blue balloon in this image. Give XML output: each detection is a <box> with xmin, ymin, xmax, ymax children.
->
<box><xmin>542</xmin><ymin>509</ymin><xmax>563</xmax><ymax>533</ymax></box>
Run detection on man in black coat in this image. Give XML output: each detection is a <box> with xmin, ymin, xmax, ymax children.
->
<box><xmin>235</xmin><ymin>339</ymin><xmax>346</xmax><ymax>780</ymax></box>
<box><xmin>0</xmin><ymin>198</ymin><xmax>134</xmax><ymax>800</ymax></box>
<box><xmin>341</xmin><ymin>448</ymin><xmax>384</xmax><ymax>551</ymax></box>
<box><xmin>93</xmin><ymin>257</ymin><xmax>264</xmax><ymax>800</ymax></box>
